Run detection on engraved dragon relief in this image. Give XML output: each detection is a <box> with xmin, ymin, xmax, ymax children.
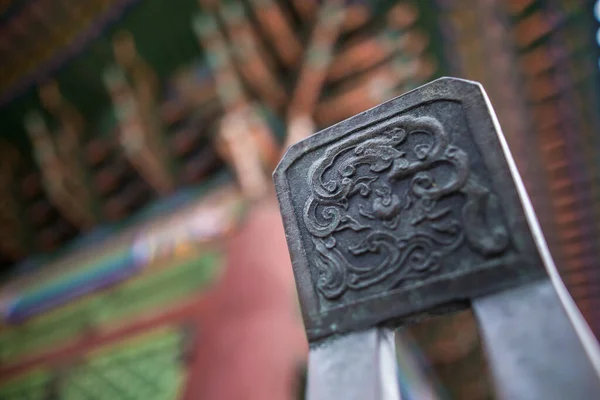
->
<box><xmin>302</xmin><ymin>116</ymin><xmax>510</xmax><ymax>300</ymax></box>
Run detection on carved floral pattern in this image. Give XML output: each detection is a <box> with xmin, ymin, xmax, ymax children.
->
<box><xmin>302</xmin><ymin>116</ymin><xmax>509</xmax><ymax>300</ymax></box>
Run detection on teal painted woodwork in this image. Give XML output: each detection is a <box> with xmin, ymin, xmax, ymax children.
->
<box><xmin>0</xmin><ymin>328</ymin><xmax>186</xmax><ymax>400</ymax></box>
<box><xmin>0</xmin><ymin>251</ymin><xmax>222</xmax><ymax>365</ymax></box>
<box><xmin>60</xmin><ymin>328</ymin><xmax>185</xmax><ymax>400</ymax></box>
<box><xmin>0</xmin><ymin>370</ymin><xmax>51</xmax><ymax>400</ymax></box>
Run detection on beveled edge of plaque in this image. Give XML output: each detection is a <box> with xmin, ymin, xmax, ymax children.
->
<box><xmin>273</xmin><ymin>77</ymin><xmax>548</xmax><ymax>341</ymax></box>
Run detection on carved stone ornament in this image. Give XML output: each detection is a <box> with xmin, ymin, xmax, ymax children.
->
<box><xmin>274</xmin><ymin>78</ymin><xmax>546</xmax><ymax>341</ymax></box>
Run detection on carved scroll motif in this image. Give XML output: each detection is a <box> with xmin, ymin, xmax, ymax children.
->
<box><xmin>302</xmin><ymin>116</ymin><xmax>509</xmax><ymax>300</ymax></box>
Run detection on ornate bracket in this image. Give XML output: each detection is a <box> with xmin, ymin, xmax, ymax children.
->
<box><xmin>274</xmin><ymin>78</ymin><xmax>545</xmax><ymax>341</ymax></box>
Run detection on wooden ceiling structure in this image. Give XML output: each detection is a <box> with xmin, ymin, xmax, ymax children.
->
<box><xmin>0</xmin><ymin>0</ymin><xmax>598</xmax><ymax>338</ymax></box>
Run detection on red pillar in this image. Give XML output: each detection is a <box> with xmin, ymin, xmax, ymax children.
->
<box><xmin>183</xmin><ymin>199</ymin><xmax>308</xmax><ymax>400</ymax></box>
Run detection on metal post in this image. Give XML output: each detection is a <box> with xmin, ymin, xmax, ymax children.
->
<box><xmin>307</xmin><ymin>329</ymin><xmax>400</xmax><ymax>400</ymax></box>
<box><xmin>474</xmin><ymin>279</ymin><xmax>600</xmax><ymax>399</ymax></box>
<box><xmin>273</xmin><ymin>77</ymin><xmax>600</xmax><ymax>399</ymax></box>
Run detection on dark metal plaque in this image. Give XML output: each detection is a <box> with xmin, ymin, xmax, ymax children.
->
<box><xmin>274</xmin><ymin>78</ymin><xmax>546</xmax><ymax>341</ymax></box>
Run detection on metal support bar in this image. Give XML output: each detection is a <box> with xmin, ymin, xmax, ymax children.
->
<box><xmin>474</xmin><ymin>278</ymin><xmax>600</xmax><ymax>400</ymax></box>
<box><xmin>307</xmin><ymin>329</ymin><xmax>401</xmax><ymax>400</ymax></box>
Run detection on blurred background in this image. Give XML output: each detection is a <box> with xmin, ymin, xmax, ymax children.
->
<box><xmin>0</xmin><ymin>0</ymin><xmax>599</xmax><ymax>398</ymax></box>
